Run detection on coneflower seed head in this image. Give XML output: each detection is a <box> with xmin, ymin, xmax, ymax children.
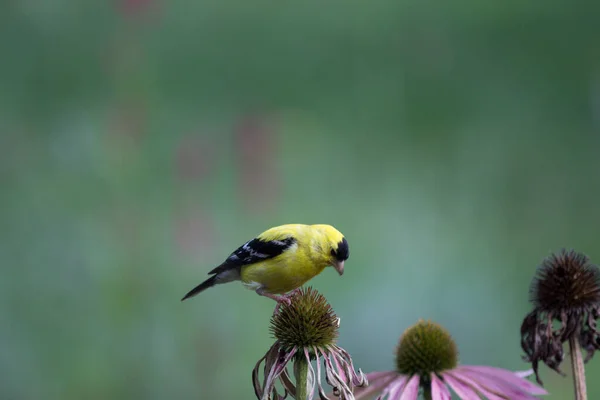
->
<box><xmin>270</xmin><ymin>287</ymin><xmax>339</xmax><ymax>351</ymax></box>
<box><xmin>530</xmin><ymin>249</ymin><xmax>600</xmax><ymax>313</ymax></box>
<box><xmin>395</xmin><ymin>320</ymin><xmax>458</xmax><ymax>377</ymax></box>
<box><xmin>521</xmin><ymin>249</ymin><xmax>600</xmax><ymax>385</ymax></box>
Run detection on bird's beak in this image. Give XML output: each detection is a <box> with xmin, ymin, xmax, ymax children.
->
<box><xmin>333</xmin><ymin>260</ymin><xmax>345</xmax><ymax>276</ymax></box>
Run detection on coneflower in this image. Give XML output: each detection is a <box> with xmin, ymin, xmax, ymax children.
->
<box><xmin>252</xmin><ymin>287</ymin><xmax>367</xmax><ymax>400</ymax></box>
<box><xmin>520</xmin><ymin>249</ymin><xmax>600</xmax><ymax>399</ymax></box>
<box><xmin>353</xmin><ymin>320</ymin><xmax>546</xmax><ymax>399</ymax></box>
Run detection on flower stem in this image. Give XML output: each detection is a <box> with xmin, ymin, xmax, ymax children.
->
<box><xmin>294</xmin><ymin>356</ymin><xmax>310</xmax><ymax>400</ymax></box>
<box><xmin>423</xmin><ymin>385</ymin><xmax>432</xmax><ymax>400</ymax></box>
<box><xmin>569</xmin><ymin>336</ymin><xmax>587</xmax><ymax>400</ymax></box>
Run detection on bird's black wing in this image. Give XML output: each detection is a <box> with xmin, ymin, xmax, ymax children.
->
<box><xmin>208</xmin><ymin>237</ymin><xmax>296</xmax><ymax>275</ymax></box>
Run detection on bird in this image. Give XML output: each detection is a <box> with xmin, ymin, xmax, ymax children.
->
<box><xmin>181</xmin><ymin>224</ymin><xmax>349</xmax><ymax>305</ymax></box>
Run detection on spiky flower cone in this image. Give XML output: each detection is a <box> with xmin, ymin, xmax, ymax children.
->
<box><xmin>253</xmin><ymin>287</ymin><xmax>366</xmax><ymax>400</ymax></box>
<box><xmin>520</xmin><ymin>249</ymin><xmax>600</xmax><ymax>386</ymax></box>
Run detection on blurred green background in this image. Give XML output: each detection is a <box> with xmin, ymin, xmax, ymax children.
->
<box><xmin>2</xmin><ymin>0</ymin><xmax>599</xmax><ymax>399</ymax></box>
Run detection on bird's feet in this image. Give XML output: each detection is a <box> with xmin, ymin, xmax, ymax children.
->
<box><xmin>257</xmin><ymin>288</ymin><xmax>301</xmax><ymax>315</ymax></box>
<box><xmin>272</xmin><ymin>296</ymin><xmax>291</xmax><ymax>316</ymax></box>
<box><xmin>272</xmin><ymin>289</ymin><xmax>303</xmax><ymax>314</ymax></box>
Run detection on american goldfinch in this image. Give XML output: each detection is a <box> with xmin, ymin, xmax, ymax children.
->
<box><xmin>181</xmin><ymin>224</ymin><xmax>349</xmax><ymax>304</ymax></box>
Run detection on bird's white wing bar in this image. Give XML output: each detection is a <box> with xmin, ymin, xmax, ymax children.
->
<box><xmin>224</xmin><ymin>237</ymin><xmax>296</xmax><ymax>267</ymax></box>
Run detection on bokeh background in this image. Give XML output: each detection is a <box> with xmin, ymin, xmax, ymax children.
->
<box><xmin>2</xmin><ymin>1</ymin><xmax>599</xmax><ymax>399</ymax></box>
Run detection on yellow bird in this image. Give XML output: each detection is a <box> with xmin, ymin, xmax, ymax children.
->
<box><xmin>181</xmin><ymin>224</ymin><xmax>349</xmax><ymax>304</ymax></box>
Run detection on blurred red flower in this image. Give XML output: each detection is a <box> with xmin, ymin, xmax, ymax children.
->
<box><xmin>233</xmin><ymin>114</ymin><xmax>280</xmax><ymax>213</ymax></box>
<box><xmin>174</xmin><ymin>135</ymin><xmax>215</xmax><ymax>182</ymax></box>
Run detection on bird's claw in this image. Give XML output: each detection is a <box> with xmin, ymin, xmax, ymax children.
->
<box><xmin>278</xmin><ymin>295</ymin><xmax>293</xmax><ymax>306</ymax></box>
<box><xmin>273</xmin><ymin>294</ymin><xmax>294</xmax><ymax>315</ymax></box>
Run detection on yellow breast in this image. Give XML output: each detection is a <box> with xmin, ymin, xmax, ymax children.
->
<box><xmin>240</xmin><ymin>238</ymin><xmax>328</xmax><ymax>294</ymax></box>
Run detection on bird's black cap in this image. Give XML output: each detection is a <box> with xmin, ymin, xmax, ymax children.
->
<box><xmin>333</xmin><ymin>238</ymin><xmax>349</xmax><ymax>261</ymax></box>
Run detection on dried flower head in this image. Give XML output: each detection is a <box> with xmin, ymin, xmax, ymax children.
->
<box><xmin>270</xmin><ymin>286</ymin><xmax>339</xmax><ymax>351</ymax></box>
<box><xmin>521</xmin><ymin>249</ymin><xmax>600</xmax><ymax>384</ymax></box>
<box><xmin>353</xmin><ymin>320</ymin><xmax>547</xmax><ymax>400</ymax></box>
<box><xmin>253</xmin><ymin>287</ymin><xmax>367</xmax><ymax>400</ymax></box>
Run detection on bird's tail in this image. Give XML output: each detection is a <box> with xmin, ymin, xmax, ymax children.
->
<box><xmin>181</xmin><ymin>275</ymin><xmax>218</xmax><ymax>301</ymax></box>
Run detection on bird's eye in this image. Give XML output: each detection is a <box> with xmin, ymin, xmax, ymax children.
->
<box><xmin>330</xmin><ymin>249</ymin><xmax>336</xmax><ymax>257</ymax></box>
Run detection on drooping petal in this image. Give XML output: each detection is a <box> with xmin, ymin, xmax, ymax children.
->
<box><xmin>430</xmin><ymin>373</ymin><xmax>451</xmax><ymax>400</ymax></box>
<box><xmin>263</xmin><ymin>347</ymin><xmax>297</xmax><ymax>400</ymax></box>
<box><xmin>440</xmin><ymin>372</ymin><xmax>481</xmax><ymax>400</ymax></box>
<box><xmin>313</xmin><ymin>347</ymin><xmax>331</xmax><ymax>400</ymax></box>
<box><xmin>303</xmin><ymin>348</ymin><xmax>317</xmax><ymax>400</ymax></box>
<box><xmin>398</xmin><ymin>375</ymin><xmax>419</xmax><ymax>400</ymax></box>
<box><xmin>331</xmin><ymin>349</ymin><xmax>348</xmax><ymax>383</ymax></box>
<box><xmin>254</xmin><ymin>343</ymin><xmax>290</xmax><ymax>399</ymax></box>
<box><xmin>335</xmin><ymin>345</ymin><xmax>368</xmax><ymax>387</ymax></box>
<box><xmin>445</xmin><ymin>370</ymin><xmax>506</xmax><ymax>400</ymax></box>
<box><xmin>252</xmin><ymin>352</ymin><xmax>269</xmax><ymax>399</ymax></box>
<box><xmin>459</xmin><ymin>366</ymin><xmax>547</xmax><ymax>395</ymax></box>
<box><xmin>322</xmin><ymin>349</ymin><xmax>353</xmax><ymax>397</ymax></box>
<box><xmin>330</xmin><ymin>346</ymin><xmax>366</xmax><ymax>393</ymax></box>
<box><xmin>454</xmin><ymin>367</ymin><xmax>544</xmax><ymax>399</ymax></box>
<box><xmin>280</xmin><ymin>368</ymin><xmax>297</xmax><ymax>398</ymax></box>
<box><xmin>330</xmin><ymin>350</ymin><xmax>361</xmax><ymax>399</ymax></box>
<box><xmin>261</xmin><ymin>345</ymin><xmax>284</xmax><ymax>397</ymax></box>
<box><xmin>269</xmin><ymin>386</ymin><xmax>289</xmax><ymax>400</ymax></box>
<box><xmin>374</xmin><ymin>376</ymin><xmax>407</xmax><ymax>400</ymax></box>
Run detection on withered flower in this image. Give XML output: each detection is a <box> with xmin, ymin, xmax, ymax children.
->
<box><xmin>252</xmin><ymin>287</ymin><xmax>367</xmax><ymax>400</ymax></box>
<box><xmin>520</xmin><ymin>249</ymin><xmax>600</xmax><ymax>385</ymax></box>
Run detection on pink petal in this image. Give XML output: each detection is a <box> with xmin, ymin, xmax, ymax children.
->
<box><xmin>303</xmin><ymin>348</ymin><xmax>317</xmax><ymax>397</ymax></box>
<box><xmin>332</xmin><ymin>349</ymin><xmax>348</xmax><ymax>383</ymax></box>
<box><xmin>320</xmin><ymin>349</ymin><xmax>351</xmax><ymax>395</ymax></box>
<box><xmin>367</xmin><ymin>371</ymin><xmax>400</xmax><ymax>382</ymax></box>
<box><xmin>263</xmin><ymin>347</ymin><xmax>297</xmax><ymax>398</ymax></box>
<box><xmin>514</xmin><ymin>369</ymin><xmax>535</xmax><ymax>379</ymax></box>
<box><xmin>446</xmin><ymin>370</ymin><xmax>511</xmax><ymax>400</ymax></box>
<box><xmin>353</xmin><ymin>372</ymin><xmax>398</xmax><ymax>400</ymax></box>
<box><xmin>460</xmin><ymin>366</ymin><xmax>547</xmax><ymax>395</ymax></box>
<box><xmin>313</xmin><ymin>347</ymin><xmax>328</xmax><ymax>399</ymax></box>
<box><xmin>336</xmin><ymin>346</ymin><xmax>368</xmax><ymax>387</ymax></box>
<box><xmin>454</xmin><ymin>368</ymin><xmax>543</xmax><ymax>399</ymax></box>
<box><xmin>399</xmin><ymin>375</ymin><xmax>420</xmax><ymax>400</ymax></box>
<box><xmin>386</xmin><ymin>376</ymin><xmax>409</xmax><ymax>400</ymax></box>
<box><xmin>442</xmin><ymin>372</ymin><xmax>481</xmax><ymax>400</ymax></box>
<box><xmin>430</xmin><ymin>373</ymin><xmax>452</xmax><ymax>400</ymax></box>
<box><xmin>375</xmin><ymin>376</ymin><xmax>407</xmax><ymax>400</ymax></box>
